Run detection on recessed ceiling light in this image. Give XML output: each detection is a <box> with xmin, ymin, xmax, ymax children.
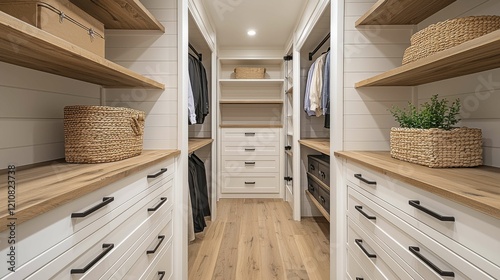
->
<box><xmin>247</xmin><ymin>30</ymin><xmax>256</xmax><ymax>36</ymax></box>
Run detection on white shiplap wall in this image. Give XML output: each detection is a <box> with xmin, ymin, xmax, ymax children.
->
<box><xmin>0</xmin><ymin>62</ymin><xmax>100</xmax><ymax>167</ymax></box>
<box><xmin>416</xmin><ymin>0</ymin><xmax>500</xmax><ymax>167</ymax></box>
<box><xmin>105</xmin><ymin>0</ymin><xmax>178</xmax><ymax>150</ymax></box>
<box><xmin>343</xmin><ymin>0</ymin><xmax>414</xmax><ymax>151</ymax></box>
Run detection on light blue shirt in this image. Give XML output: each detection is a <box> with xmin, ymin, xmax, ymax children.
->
<box><xmin>304</xmin><ymin>61</ymin><xmax>317</xmax><ymax>116</ymax></box>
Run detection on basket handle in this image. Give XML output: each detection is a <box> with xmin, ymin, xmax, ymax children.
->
<box><xmin>131</xmin><ymin>115</ymin><xmax>143</xmax><ymax>136</ymax></box>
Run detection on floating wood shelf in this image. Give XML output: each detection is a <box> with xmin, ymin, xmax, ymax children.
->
<box><xmin>356</xmin><ymin>0</ymin><xmax>456</xmax><ymax>26</ymax></box>
<box><xmin>299</xmin><ymin>139</ymin><xmax>330</xmax><ymax>155</ymax></box>
<box><xmin>219</xmin><ymin>58</ymin><xmax>284</xmax><ymax>65</ymax></box>
<box><xmin>355</xmin><ymin>29</ymin><xmax>500</xmax><ymax>87</ymax></box>
<box><xmin>219</xmin><ymin>124</ymin><xmax>283</xmax><ymax>128</ymax></box>
<box><xmin>188</xmin><ymin>138</ymin><xmax>213</xmax><ymax>154</ymax></box>
<box><xmin>219</xmin><ymin>79</ymin><xmax>284</xmax><ymax>87</ymax></box>
<box><xmin>305</xmin><ymin>190</ymin><xmax>330</xmax><ymax>222</ymax></box>
<box><xmin>70</xmin><ymin>0</ymin><xmax>165</xmax><ymax>31</ymax></box>
<box><xmin>219</xmin><ymin>99</ymin><xmax>283</xmax><ymax>104</ymax></box>
<box><xmin>0</xmin><ymin>13</ymin><xmax>164</xmax><ymax>89</ymax></box>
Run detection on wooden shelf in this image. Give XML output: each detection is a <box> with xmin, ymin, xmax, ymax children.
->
<box><xmin>0</xmin><ymin>13</ymin><xmax>164</xmax><ymax>89</ymax></box>
<box><xmin>219</xmin><ymin>124</ymin><xmax>283</xmax><ymax>128</ymax></box>
<box><xmin>188</xmin><ymin>138</ymin><xmax>213</xmax><ymax>154</ymax></box>
<box><xmin>286</xmin><ymin>87</ymin><xmax>293</xmax><ymax>94</ymax></box>
<box><xmin>219</xmin><ymin>58</ymin><xmax>284</xmax><ymax>65</ymax></box>
<box><xmin>356</xmin><ymin>29</ymin><xmax>500</xmax><ymax>87</ymax></box>
<box><xmin>219</xmin><ymin>79</ymin><xmax>284</xmax><ymax>87</ymax></box>
<box><xmin>299</xmin><ymin>139</ymin><xmax>330</xmax><ymax>155</ymax></box>
<box><xmin>356</xmin><ymin>0</ymin><xmax>456</xmax><ymax>26</ymax></box>
<box><xmin>220</xmin><ymin>99</ymin><xmax>283</xmax><ymax>104</ymax></box>
<box><xmin>70</xmin><ymin>0</ymin><xmax>165</xmax><ymax>31</ymax></box>
<box><xmin>335</xmin><ymin>151</ymin><xmax>500</xmax><ymax>219</ymax></box>
<box><xmin>0</xmin><ymin>150</ymin><xmax>180</xmax><ymax>231</ymax></box>
<box><xmin>305</xmin><ymin>190</ymin><xmax>330</xmax><ymax>222</ymax></box>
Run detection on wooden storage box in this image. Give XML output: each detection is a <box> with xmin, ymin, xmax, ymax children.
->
<box><xmin>0</xmin><ymin>0</ymin><xmax>105</xmax><ymax>56</ymax></box>
<box><xmin>234</xmin><ymin>67</ymin><xmax>266</xmax><ymax>79</ymax></box>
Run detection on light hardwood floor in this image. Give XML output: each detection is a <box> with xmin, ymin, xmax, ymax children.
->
<box><xmin>188</xmin><ymin>199</ymin><xmax>330</xmax><ymax>280</ymax></box>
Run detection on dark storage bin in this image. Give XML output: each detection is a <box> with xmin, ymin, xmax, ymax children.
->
<box><xmin>306</xmin><ymin>173</ymin><xmax>330</xmax><ymax>213</ymax></box>
<box><xmin>308</xmin><ymin>154</ymin><xmax>330</xmax><ymax>186</ymax></box>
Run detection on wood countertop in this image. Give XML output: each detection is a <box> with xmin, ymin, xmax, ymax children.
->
<box><xmin>299</xmin><ymin>139</ymin><xmax>330</xmax><ymax>155</ymax></box>
<box><xmin>0</xmin><ymin>150</ymin><xmax>180</xmax><ymax>231</ymax></box>
<box><xmin>335</xmin><ymin>151</ymin><xmax>500</xmax><ymax>219</ymax></box>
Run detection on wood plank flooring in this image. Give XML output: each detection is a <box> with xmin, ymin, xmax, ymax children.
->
<box><xmin>188</xmin><ymin>199</ymin><xmax>330</xmax><ymax>280</ymax></box>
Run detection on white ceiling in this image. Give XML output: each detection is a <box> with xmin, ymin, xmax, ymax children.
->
<box><xmin>200</xmin><ymin>0</ymin><xmax>308</xmax><ymax>51</ymax></box>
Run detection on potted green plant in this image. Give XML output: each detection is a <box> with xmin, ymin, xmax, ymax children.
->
<box><xmin>389</xmin><ymin>94</ymin><xmax>482</xmax><ymax>168</ymax></box>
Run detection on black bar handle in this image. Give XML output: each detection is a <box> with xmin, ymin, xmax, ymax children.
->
<box><xmin>147</xmin><ymin>235</ymin><xmax>166</xmax><ymax>255</ymax></box>
<box><xmin>71</xmin><ymin>197</ymin><xmax>114</xmax><ymax>218</ymax></box>
<box><xmin>356</xmin><ymin>278</ymin><xmax>364</xmax><ymax>280</ymax></box>
<box><xmin>309</xmin><ymin>164</ymin><xmax>315</xmax><ymax>171</ymax></box>
<box><xmin>158</xmin><ymin>271</ymin><xmax>166</xmax><ymax>280</ymax></box>
<box><xmin>147</xmin><ymin>168</ymin><xmax>168</xmax><ymax>179</ymax></box>
<box><xmin>409</xmin><ymin>200</ymin><xmax>455</xmax><ymax>222</ymax></box>
<box><xmin>245</xmin><ymin>181</ymin><xmax>256</xmax><ymax>185</ymax></box>
<box><xmin>148</xmin><ymin>197</ymin><xmax>168</xmax><ymax>212</ymax></box>
<box><xmin>71</xmin><ymin>243</ymin><xmax>114</xmax><ymax>274</ymax></box>
<box><xmin>245</xmin><ymin>162</ymin><xmax>256</xmax><ymax>165</ymax></box>
<box><xmin>409</xmin><ymin>246</ymin><xmax>454</xmax><ymax>277</ymax></box>
<box><xmin>355</xmin><ymin>239</ymin><xmax>376</xmax><ymax>258</ymax></box>
<box><xmin>354</xmin><ymin>174</ymin><xmax>376</xmax><ymax>185</ymax></box>
<box><xmin>245</xmin><ymin>132</ymin><xmax>255</xmax><ymax>136</ymax></box>
<box><xmin>245</xmin><ymin>148</ymin><xmax>256</xmax><ymax>151</ymax></box>
<box><xmin>355</xmin><ymin>205</ymin><xmax>376</xmax><ymax>220</ymax></box>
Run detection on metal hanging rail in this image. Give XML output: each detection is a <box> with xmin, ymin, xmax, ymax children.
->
<box><xmin>189</xmin><ymin>43</ymin><xmax>202</xmax><ymax>61</ymax></box>
<box><xmin>309</xmin><ymin>33</ymin><xmax>330</xmax><ymax>61</ymax></box>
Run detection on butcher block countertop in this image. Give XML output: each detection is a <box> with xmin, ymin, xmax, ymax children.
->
<box><xmin>0</xmin><ymin>150</ymin><xmax>180</xmax><ymax>231</ymax></box>
<box><xmin>335</xmin><ymin>151</ymin><xmax>500</xmax><ymax>219</ymax></box>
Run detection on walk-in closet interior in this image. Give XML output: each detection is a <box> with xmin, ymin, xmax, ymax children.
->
<box><xmin>0</xmin><ymin>0</ymin><xmax>499</xmax><ymax>279</ymax></box>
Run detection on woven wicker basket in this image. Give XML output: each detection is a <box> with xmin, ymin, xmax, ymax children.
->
<box><xmin>390</xmin><ymin>127</ymin><xmax>483</xmax><ymax>168</ymax></box>
<box><xmin>64</xmin><ymin>105</ymin><xmax>145</xmax><ymax>163</ymax></box>
<box><xmin>402</xmin><ymin>15</ymin><xmax>500</xmax><ymax>65</ymax></box>
<box><xmin>234</xmin><ymin>67</ymin><xmax>266</xmax><ymax>79</ymax></box>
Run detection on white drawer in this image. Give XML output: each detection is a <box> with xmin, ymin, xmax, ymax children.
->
<box><xmin>0</xmin><ymin>163</ymin><xmax>174</xmax><ymax>280</ymax></box>
<box><xmin>221</xmin><ymin>173</ymin><xmax>280</xmax><ymax>194</ymax></box>
<box><xmin>348</xmin><ymin>186</ymin><xmax>495</xmax><ymax>280</ymax></box>
<box><xmin>221</xmin><ymin>141</ymin><xmax>280</xmax><ymax>156</ymax></box>
<box><xmin>222</xmin><ymin>155</ymin><xmax>279</xmax><ymax>173</ymax></box>
<box><xmin>346</xmin><ymin>161</ymin><xmax>500</xmax><ymax>276</ymax></box>
<box><xmin>347</xmin><ymin>250</ymin><xmax>372</xmax><ymax>280</ymax></box>
<box><xmin>109</xmin><ymin>213</ymin><xmax>173</xmax><ymax>279</ymax></box>
<box><xmin>221</xmin><ymin>127</ymin><xmax>280</xmax><ymax>142</ymax></box>
<box><xmin>26</xmin><ymin>177</ymin><xmax>174</xmax><ymax>279</ymax></box>
<box><xmin>142</xmin><ymin>240</ymin><xmax>173</xmax><ymax>280</ymax></box>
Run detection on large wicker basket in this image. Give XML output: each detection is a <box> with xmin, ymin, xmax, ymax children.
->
<box><xmin>234</xmin><ymin>67</ymin><xmax>266</xmax><ymax>79</ymax></box>
<box><xmin>402</xmin><ymin>15</ymin><xmax>500</xmax><ymax>65</ymax></box>
<box><xmin>390</xmin><ymin>127</ymin><xmax>482</xmax><ymax>168</ymax></box>
<box><xmin>64</xmin><ymin>105</ymin><xmax>145</xmax><ymax>163</ymax></box>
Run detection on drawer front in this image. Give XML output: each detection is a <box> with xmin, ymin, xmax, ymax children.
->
<box><xmin>143</xmin><ymin>240</ymin><xmax>173</xmax><ymax>280</ymax></box>
<box><xmin>348</xmin><ymin>186</ymin><xmax>495</xmax><ymax>280</ymax></box>
<box><xmin>221</xmin><ymin>142</ymin><xmax>280</xmax><ymax>156</ymax></box>
<box><xmin>346</xmin><ymin>161</ymin><xmax>500</xmax><ymax>274</ymax></box>
<box><xmin>26</xmin><ymin>178</ymin><xmax>174</xmax><ymax>279</ymax></box>
<box><xmin>222</xmin><ymin>155</ymin><xmax>279</xmax><ymax>173</ymax></box>
<box><xmin>307</xmin><ymin>173</ymin><xmax>330</xmax><ymax>212</ymax></box>
<box><xmin>348</xmin><ymin>219</ymin><xmax>413</xmax><ymax>280</ymax></box>
<box><xmin>221</xmin><ymin>127</ymin><xmax>280</xmax><ymax>142</ymax></box>
<box><xmin>347</xmin><ymin>250</ymin><xmax>372</xmax><ymax>280</ymax></box>
<box><xmin>316</xmin><ymin>183</ymin><xmax>330</xmax><ymax>213</ymax></box>
<box><xmin>317</xmin><ymin>161</ymin><xmax>330</xmax><ymax>186</ymax></box>
<box><xmin>221</xmin><ymin>173</ymin><xmax>280</xmax><ymax>194</ymax></box>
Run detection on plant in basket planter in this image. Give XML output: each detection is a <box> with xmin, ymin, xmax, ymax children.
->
<box><xmin>389</xmin><ymin>95</ymin><xmax>482</xmax><ymax>168</ymax></box>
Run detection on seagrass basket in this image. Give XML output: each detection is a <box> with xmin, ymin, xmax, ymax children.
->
<box><xmin>64</xmin><ymin>105</ymin><xmax>145</xmax><ymax>163</ymax></box>
<box><xmin>390</xmin><ymin>127</ymin><xmax>483</xmax><ymax>168</ymax></box>
<box><xmin>234</xmin><ymin>67</ymin><xmax>266</xmax><ymax>79</ymax></box>
<box><xmin>402</xmin><ymin>15</ymin><xmax>500</xmax><ymax>65</ymax></box>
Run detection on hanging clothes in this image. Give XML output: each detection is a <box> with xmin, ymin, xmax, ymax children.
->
<box><xmin>188</xmin><ymin>72</ymin><xmax>197</xmax><ymax>125</ymax></box>
<box><xmin>303</xmin><ymin>50</ymin><xmax>331</xmax><ymax>122</ymax></box>
<box><xmin>322</xmin><ymin>51</ymin><xmax>331</xmax><ymax>128</ymax></box>
<box><xmin>188</xmin><ymin>153</ymin><xmax>211</xmax><ymax>234</ymax></box>
<box><xmin>188</xmin><ymin>53</ymin><xmax>209</xmax><ymax>125</ymax></box>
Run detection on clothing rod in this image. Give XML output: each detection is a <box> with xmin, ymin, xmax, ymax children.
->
<box><xmin>309</xmin><ymin>33</ymin><xmax>330</xmax><ymax>61</ymax></box>
<box><xmin>189</xmin><ymin>43</ymin><xmax>202</xmax><ymax>61</ymax></box>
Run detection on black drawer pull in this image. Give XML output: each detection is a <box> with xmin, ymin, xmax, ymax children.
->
<box><xmin>319</xmin><ymin>170</ymin><xmax>326</xmax><ymax>179</ymax></box>
<box><xmin>245</xmin><ymin>132</ymin><xmax>256</xmax><ymax>136</ymax></box>
<box><xmin>355</xmin><ymin>239</ymin><xmax>376</xmax><ymax>259</ymax></box>
<box><xmin>71</xmin><ymin>197</ymin><xmax>114</xmax><ymax>218</ymax></box>
<box><xmin>71</xmin><ymin>243</ymin><xmax>114</xmax><ymax>274</ymax></box>
<box><xmin>355</xmin><ymin>205</ymin><xmax>376</xmax><ymax>220</ymax></box>
<box><xmin>245</xmin><ymin>181</ymin><xmax>256</xmax><ymax>185</ymax></box>
<box><xmin>158</xmin><ymin>271</ymin><xmax>166</xmax><ymax>280</ymax></box>
<box><xmin>356</xmin><ymin>278</ymin><xmax>364</xmax><ymax>280</ymax></box>
<box><xmin>409</xmin><ymin>200</ymin><xmax>455</xmax><ymax>222</ymax></box>
<box><xmin>319</xmin><ymin>195</ymin><xmax>326</xmax><ymax>204</ymax></box>
<box><xmin>309</xmin><ymin>164</ymin><xmax>315</xmax><ymax>171</ymax></box>
<box><xmin>245</xmin><ymin>148</ymin><xmax>256</xmax><ymax>151</ymax></box>
<box><xmin>285</xmin><ymin>145</ymin><xmax>292</xmax><ymax>150</ymax></box>
<box><xmin>409</xmin><ymin>246</ymin><xmax>454</xmax><ymax>277</ymax></box>
<box><xmin>147</xmin><ymin>235</ymin><xmax>166</xmax><ymax>255</ymax></box>
<box><xmin>148</xmin><ymin>197</ymin><xmax>168</xmax><ymax>212</ymax></box>
<box><xmin>245</xmin><ymin>162</ymin><xmax>256</xmax><ymax>165</ymax></box>
<box><xmin>148</xmin><ymin>168</ymin><xmax>168</xmax><ymax>179</ymax></box>
<box><xmin>354</xmin><ymin>174</ymin><xmax>376</xmax><ymax>185</ymax></box>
